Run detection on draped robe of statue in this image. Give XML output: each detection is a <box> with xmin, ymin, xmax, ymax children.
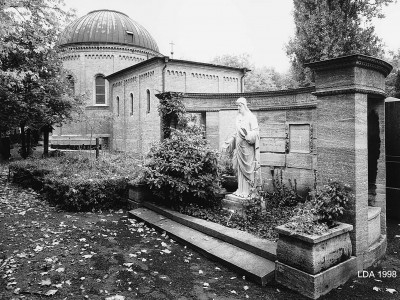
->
<box><xmin>224</xmin><ymin>106</ymin><xmax>261</xmax><ymax>198</ymax></box>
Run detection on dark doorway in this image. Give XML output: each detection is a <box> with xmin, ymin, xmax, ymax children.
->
<box><xmin>368</xmin><ymin>110</ymin><xmax>380</xmax><ymax>206</ymax></box>
<box><xmin>386</xmin><ymin>98</ymin><xmax>400</xmax><ymax>219</ymax></box>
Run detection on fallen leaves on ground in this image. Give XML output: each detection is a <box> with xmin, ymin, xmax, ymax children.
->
<box><xmin>2</xmin><ymin>164</ymin><xmax>400</xmax><ymax>300</ymax></box>
<box><xmin>0</xmin><ymin>165</ymin><xmax>269</xmax><ymax>300</ymax></box>
<box><xmin>386</xmin><ymin>288</ymin><xmax>397</xmax><ymax>294</ymax></box>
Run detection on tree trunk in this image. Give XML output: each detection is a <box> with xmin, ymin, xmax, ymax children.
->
<box><xmin>20</xmin><ymin>124</ymin><xmax>27</xmax><ymax>159</ymax></box>
<box><xmin>96</xmin><ymin>137</ymin><xmax>99</xmax><ymax>159</ymax></box>
<box><xmin>26</xmin><ymin>128</ymin><xmax>31</xmax><ymax>157</ymax></box>
<box><xmin>43</xmin><ymin>125</ymin><xmax>50</xmax><ymax>157</ymax></box>
<box><xmin>0</xmin><ymin>133</ymin><xmax>11</xmax><ymax>162</ymax></box>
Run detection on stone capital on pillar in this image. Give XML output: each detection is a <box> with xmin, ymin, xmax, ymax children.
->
<box><xmin>306</xmin><ymin>54</ymin><xmax>392</xmax><ymax>97</ymax></box>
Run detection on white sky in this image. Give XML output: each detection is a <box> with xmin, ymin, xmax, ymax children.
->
<box><xmin>62</xmin><ymin>0</ymin><xmax>400</xmax><ymax>73</ymax></box>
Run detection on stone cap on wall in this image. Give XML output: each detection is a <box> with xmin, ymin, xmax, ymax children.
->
<box><xmin>156</xmin><ymin>88</ymin><xmax>317</xmax><ymax>112</ymax></box>
<box><xmin>305</xmin><ymin>54</ymin><xmax>392</xmax><ymax>77</ymax></box>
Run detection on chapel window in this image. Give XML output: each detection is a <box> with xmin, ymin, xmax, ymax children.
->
<box><xmin>130</xmin><ymin>93</ymin><xmax>134</xmax><ymax>116</ymax></box>
<box><xmin>116</xmin><ymin>96</ymin><xmax>120</xmax><ymax>116</ymax></box>
<box><xmin>146</xmin><ymin>89</ymin><xmax>151</xmax><ymax>113</ymax></box>
<box><xmin>95</xmin><ymin>75</ymin><xmax>106</xmax><ymax>104</ymax></box>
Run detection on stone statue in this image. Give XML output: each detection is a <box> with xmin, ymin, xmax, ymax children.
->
<box><xmin>222</xmin><ymin>97</ymin><xmax>261</xmax><ymax>198</ymax></box>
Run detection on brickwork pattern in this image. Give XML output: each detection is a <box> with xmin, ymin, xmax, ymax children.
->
<box><xmin>110</xmin><ymin>64</ymin><xmax>163</xmax><ymax>153</ymax></box>
<box><xmin>53</xmin><ymin>45</ymin><xmax>152</xmax><ymax>146</ymax></box>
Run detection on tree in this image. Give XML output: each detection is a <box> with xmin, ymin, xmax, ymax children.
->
<box><xmin>385</xmin><ymin>49</ymin><xmax>400</xmax><ymax>98</ymax></box>
<box><xmin>81</xmin><ymin>110</ymin><xmax>114</xmax><ymax>155</ymax></box>
<box><xmin>0</xmin><ymin>0</ymin><xmax>82</xmax><ymax>158</ymax></box>
<box><xmin>211</xmin><ymin>53</ymin><xmax>253</xmax><ymax>70</ymax></box>
<box><xmin>287</xmin><ymin>0</ymin><xmax>393</xmax><ymax>86</ymax></box>
<box><xmin>210</xmin><ymin>54</ymin><xmax>295</xmax><ymax>91</ymax></box>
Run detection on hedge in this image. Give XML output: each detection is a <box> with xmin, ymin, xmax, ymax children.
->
<box><xmin>9</xmin><ymin>153</ymin><xmax>141</xmax><ymax>211</ymax></box>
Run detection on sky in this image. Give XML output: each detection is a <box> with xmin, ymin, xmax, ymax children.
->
<box><xmin>62</xmin><ymin>0</ymin><xmax>400</xmax><ymax>73</ymax></box>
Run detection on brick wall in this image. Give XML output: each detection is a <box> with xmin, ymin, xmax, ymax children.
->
<box><xmin>51</xmin><ymin>45</ymin><xmax>153</xmax><ymax>146</ymax></box>
<box><xmin>108</xmin><ymin>60</ymin><xmax>164</xmax><ymax>154</ymax></box>
<box><xmin>165</xmin><ymin>61</ymin><xmax>244</xmax><ymax>93</ymax></box>
<box><xmin>105</xmin><ymin>58</ymin><xmax>245</xmax><ymax>155</ymax></box>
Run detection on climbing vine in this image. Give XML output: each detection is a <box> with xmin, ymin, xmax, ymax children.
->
<box><xmin>157</xmin><ymin>92</ymin><xmax>186</xmax><ymax>139</ymax></box>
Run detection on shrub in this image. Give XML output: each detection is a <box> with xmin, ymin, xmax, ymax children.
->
<box><xmin>309</xmin><ymin>181</ymin><xmax>354</xmax><ymax>224</ymax></box>
<box><xmin>177</xmin><ymin>199</ymin><xmax>296</xmax><ymax>241</ymax></box>
<box><xmin>144</xmin><ymin>126</ymin><xmax>222</xmax><ymax>208</ymax></box>
<box><xmin>285</xmin><ymin>202</ymin><xmax>330</xmax><ymax>235</ymax></box>
<box><xmin>218</xmin><ymin>154</ymin><xmax>235</xmax><ymax>176</ymax></box>
<box><xmin>41</xmin><ymin>176</ymin><xmax>129</xmax><ymax>211</ymax></box>
<box><xmin>10</xmin><ymin>153</ymin><xmax>142</xmax><ymax>211</ymax></box>
<box><xmin>284</xmin><ymin>181</ymin><xmax>353</xmax><ymax>235</ymax></box>
<box><xmin>242</xmin><ymin>184</ymin><xmax>265</xmax><ymax>223</ymax></box>
<box><xmin>265</xmin><ymin>170</ymin><xmax>303</xmax><ymax>207</ymax></box>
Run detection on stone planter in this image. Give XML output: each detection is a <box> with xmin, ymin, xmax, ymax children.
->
<box><xmin>221</xmin><ymin>175</ymin><xmax>238</xmax><ymax>193</ymax></box>
<box><xmin>276</xmin><ymin>222</ymin><xmax>353</xmax><ymax>274</ymax></box>
<box><xmin>127</xmin><ymin>182</ymin><xmax>151</xmax><ymax>209</ymax></box>
<box><xmin>275</xmin><ymin>222</ymin><xmax>357</xmax><ymax>299</ymax></box>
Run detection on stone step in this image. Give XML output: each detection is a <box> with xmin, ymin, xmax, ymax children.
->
<box><xmin>142</xmin><ymin>202</ymin><xmax>277</xmax><ymax>261</ymax></box>
<box><xmin>129</xmin><ymin>207</ymin><xmax>275</xmax><ymax>286</ymax></box>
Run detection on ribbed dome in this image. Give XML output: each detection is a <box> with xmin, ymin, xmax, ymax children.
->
<box><xmin>58</xmin><ymin>10</ymin><xmax>159</xmax><ymax>52</ymax></box>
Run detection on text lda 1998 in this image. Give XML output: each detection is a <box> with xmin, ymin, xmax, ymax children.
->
<box><xmin>358</xmin><ymin>270</ymin><xmax>397</xmax><ymax>278</ymax></box>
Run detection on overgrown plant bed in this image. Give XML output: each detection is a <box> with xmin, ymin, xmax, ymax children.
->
<box><xmin>9</xmin><ymin>153</ymin><xmax>142</xmax><ymax>211</ymax></box>
<box><xmin>177</xmin><ymin>203</ymin><xmax>297</xmax><ymax>241</ymax></box>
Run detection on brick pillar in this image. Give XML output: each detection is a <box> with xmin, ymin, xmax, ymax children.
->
<box><xmin>307</xmin><ymin>55</ymin><xmax>392</xmax><ymax>269</ymax></box>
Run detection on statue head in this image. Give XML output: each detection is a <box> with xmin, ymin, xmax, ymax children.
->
<box><xmin>236</xmin><ymin>97</ymin><xmax>249</xmax><ymax>115</ymax></box>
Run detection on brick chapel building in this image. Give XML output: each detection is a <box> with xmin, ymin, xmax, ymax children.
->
<box><xmin>51</xmin><ymin>9</ymin><xmax>247</xmax><ymax>153</ymax></box>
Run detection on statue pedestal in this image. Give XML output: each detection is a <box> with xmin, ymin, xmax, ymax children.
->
<box><xmin>221</xmin><ymin>194</ymin><xmax>248</xmax><ymax>214</ymax></box>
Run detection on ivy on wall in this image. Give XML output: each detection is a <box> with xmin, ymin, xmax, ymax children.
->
<box><xmin>156</xmin><ymin>92</ymin><xmax>186</xmax><ymax>139</ymax></box>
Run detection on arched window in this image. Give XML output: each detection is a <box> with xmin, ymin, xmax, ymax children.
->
<box><xmin>116</xmin><ymin>96</ymin><xmax>120</xmax><ymax>116</ymax></box>
<box><xmin>130</xmin><ymin>93</ymin><xmax>134</xmax><ymax>116</ymax></box>
<box><xmin>146</xmin><ymin>89</ymin><xmax>151</xmax><ymax>113</ymax></box>
<box><xmin>66</xmin><ymin>75</ymin><xmax>74</xmax><ymax>96</ymax></box>
<box><xmin>95</xmin><ymin>75</ymin><xmax>106</xmax><ymax>104</ymax></box>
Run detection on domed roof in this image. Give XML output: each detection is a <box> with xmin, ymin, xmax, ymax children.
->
<box><xmin>58</xmin><ymin>10</ymin><xmax>159</xmax><ymax>53</ymax></box>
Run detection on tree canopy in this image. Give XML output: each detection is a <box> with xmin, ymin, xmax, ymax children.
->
<box><xmin>0</xmin><ymin>0</ymin><xmax>83</xmax><ymax>156</ymax></box>
<box><xmin>286</xmin><ymin>0</ymin><xmax>394</xmax><ymax>85</ymax></box>
<box><xmin>210</xmin><ymin>54</ymin><xmax>297</xmax><ymax>92</ymax></box>
<box><xmin>385</xmin><ymin>49</ymin><xmax>400</xmax><ymax>98</ymax></box>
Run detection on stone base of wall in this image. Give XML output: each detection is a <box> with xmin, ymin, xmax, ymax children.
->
<box><xmin>368</xmin><ymin>206</ymin><xmax>381</xmax><ymax>246</ymax></box>
<box><xmin>127</xmin><ymin>183</ymin><xmax>151</xmax><ymax>209</ymax></box>
<box><xmin>275</xmin><ymin>257</ymin><xmax>357</xmax><ymax>299</ymax></box>
<box><xmin>363</xmin><ymin>234</ymin><xmax>387</xmax><ymax>270</ymax></box>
